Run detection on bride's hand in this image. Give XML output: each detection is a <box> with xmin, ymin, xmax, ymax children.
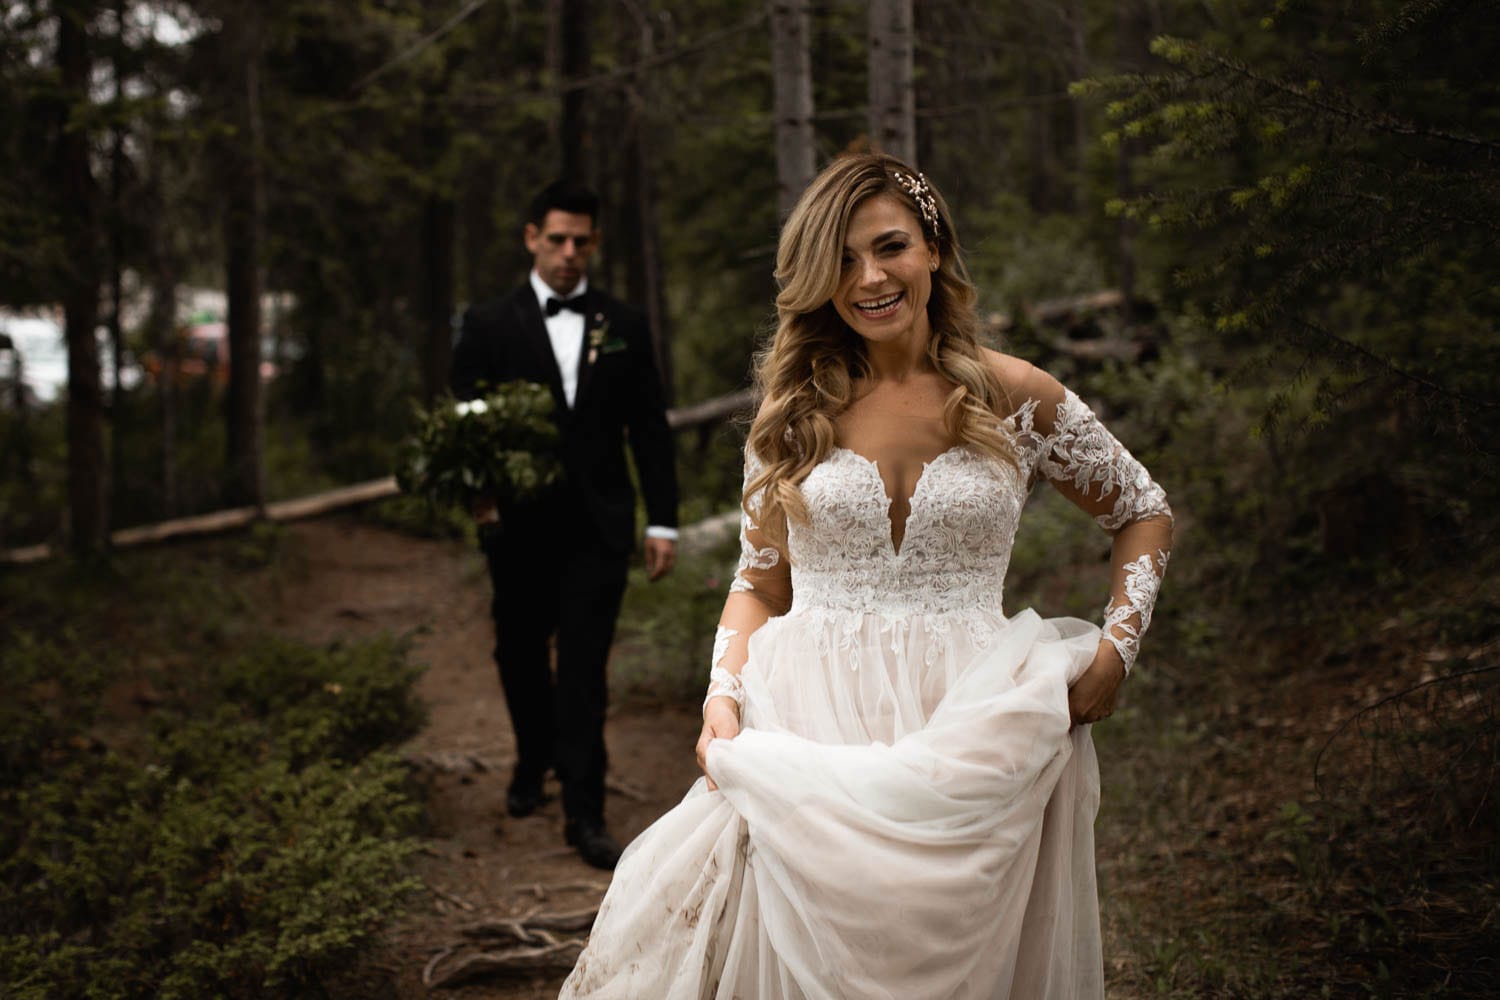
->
<box><xmin>696</xmin><ymin>698</ymin><xmax>741</xmax><ymax>792</ymax></box>
<box><xmin>1068</xmin><ymin>642</ymin><xmax>1126</xmax><ymax>728</ymax></box>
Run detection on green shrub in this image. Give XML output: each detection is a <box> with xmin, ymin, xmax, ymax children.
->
<box><xmin>212</xmin><ymin>633</ymin><xmax>427</xmax><ymax>764</ymax></box>
<box><xmin>0</xmin><ymin>630</ymin><xmax>424</xmax><ymax>999</ymax></box>
<box><xmin>0</xmin><ymin>630</ymin><xmax>107</xmax><ymax>786</ymax></box>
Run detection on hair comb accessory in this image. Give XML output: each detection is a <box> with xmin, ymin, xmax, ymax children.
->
<box><xmin>892</xmin><ymin>170</ymin><xmax>941</xmax><ymax>239</ymax></box>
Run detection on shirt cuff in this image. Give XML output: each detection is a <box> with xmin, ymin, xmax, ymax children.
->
<box><xmin>645</xmin><ymin>525</ymin><xmax>679</xmax><ymax>541</ymax></box>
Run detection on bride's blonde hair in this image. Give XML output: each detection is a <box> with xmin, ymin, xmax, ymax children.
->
<box><xmin>745</xmin><ymin>152</ymin><xmax>1018</xmax><ymax>550</ymax></box>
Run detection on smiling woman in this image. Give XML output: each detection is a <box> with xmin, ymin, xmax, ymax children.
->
<box><xmin>559</xmin><ymin>152</ymin><xmax>1174</xmax><ymax>999</ymax></box>
<box><xmin>833</xmin><ymin>195</ymin><xmax>939</xmax><ymax>345</ymax></box>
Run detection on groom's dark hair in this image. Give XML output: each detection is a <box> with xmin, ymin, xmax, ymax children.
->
<box><xmin>527</xmin><ymin>181</ymin><xmax>600</xmax><ymax>227</ymax></box>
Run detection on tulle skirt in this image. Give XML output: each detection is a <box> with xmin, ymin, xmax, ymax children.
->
<box><xmin>561</xmin><ymin>606</ymin><xmax>1105</xmax><ymax>1000</ymax></box>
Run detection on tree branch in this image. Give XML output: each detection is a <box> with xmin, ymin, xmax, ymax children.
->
<box><xmin>351</xmin><ymin>0</ymin><xmax>491</xmax><ymax>92</ymax></box>
<box><xmin>1176</xmin><ymin>39</ymin><xmax>1500</xmax><ymax>153</ymax></box>
<box><xmin>1288</xmin><ymin>314</ymin><xmax>1500</xmax><ymax>412</ymax></box>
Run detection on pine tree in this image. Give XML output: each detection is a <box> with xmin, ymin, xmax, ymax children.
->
<box><xmin>1074</xmin><ymin>0</ymin><xmax>1500</xmax><ymax>579</ymax></box>
<box><xmin>1076</xmin><ymin>1</ymin><xmax>1500</xmax><ymax>441</ymax></box>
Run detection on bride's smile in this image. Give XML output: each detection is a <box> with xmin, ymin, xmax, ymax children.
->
<box><xmin>833</xmin><ymin>193</ymin><xmax>939</xmax><ymax>356</ymax></box>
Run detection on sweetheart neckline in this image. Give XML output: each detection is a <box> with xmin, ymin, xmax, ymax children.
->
<box><xmin>827</xmin><ymin>445</ymin><xmax>973</xmax><ymax>557</ymax></box>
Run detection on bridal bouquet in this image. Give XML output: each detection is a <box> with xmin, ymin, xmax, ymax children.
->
<box><xmin>395</xmin><ymin>380</ymin><xmax>563</xmax><ymax>512</ymax></box>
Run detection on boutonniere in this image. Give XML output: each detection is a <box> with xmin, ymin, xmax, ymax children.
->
<box><xmin>586</xmin><ymin>314</ymin><xmax>627</xmax><ymax>363</ymax></box>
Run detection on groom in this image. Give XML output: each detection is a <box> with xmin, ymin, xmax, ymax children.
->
<box><xmin>450</xmin><ymin>181</ymin><xmax>679</xmax><ymax>870</ymax></box>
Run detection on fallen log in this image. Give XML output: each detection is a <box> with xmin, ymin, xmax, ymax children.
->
<box><xmin>681</xmin><ymin>508</ymin><xmax>740</xmax><ymax>555</ymax></box>
<box><xmin>668</xmin><ymin>386</ymin><xmax>756</xmax><ymax>430</ymax></box>
<box><xmin>984</xmin><ymin>288</ymin><xmax>1127</xmax><ymax>334</ymax></box>
<box><xmin>1046</xmin><ymin>335</ymin><xmax>1143</xmax><ymax>363</ymax></box>
<box><xmin>1</xmin><ymin>388</ymin><xmax>759</xmax><ymax>565</ymax></box>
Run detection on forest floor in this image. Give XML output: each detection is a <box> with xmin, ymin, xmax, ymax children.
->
<box><xmin>255</xmin><ymin>515</ymin><xmax>702</xmax><ymax>999</ymax></box>
<box><xmin>229</xmin><ymin>511</ymin><xmax>1496</xmax><ymax>998</ymax></box>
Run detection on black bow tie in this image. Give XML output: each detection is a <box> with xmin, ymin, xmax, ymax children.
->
<box><xmin>545</xmin><ymin>295</ymin><xmax>586</xmax><ymax>317</ymax></box>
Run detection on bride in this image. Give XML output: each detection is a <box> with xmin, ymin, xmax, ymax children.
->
<box><xmin>560</xmin><ymin>153</ymin><xmax>1173</xmax><ymax>999</ymax></box>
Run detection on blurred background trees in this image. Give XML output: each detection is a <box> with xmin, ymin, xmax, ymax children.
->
<box><xmin>0</xmin><ymin>0</ymin><xmax>1495</xmax><ymax>572</ymax></box>
<box><xmin>2</xmin><ymin>2</ymin><xmax>1497</xmax><ymax>993</ymax></box>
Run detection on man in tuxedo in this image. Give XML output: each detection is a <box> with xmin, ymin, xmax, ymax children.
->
<box><xmin>450</xmin><ymin>181</ymin><xmax>678</xmax><ymax>870</ymax></box>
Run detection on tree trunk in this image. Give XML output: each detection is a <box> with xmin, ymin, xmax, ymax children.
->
<box><xmin>560</xmin><ymin>0</ymin><xmax>591</xmax><ymax>184</ymax></box>
<box><xmin>58</xmin><ymin>3</ymin><xmax>108</xmax><ymax>554</ymax></box>
<box><xmin>147</xmin><ymin>261</ymin><xmax>178</xmax><ymax>517</ymax></box>
<box><xmin>616</xmin><ymin>7</ymin><xmax>643</xmax><ymax>306</ymax></box>
<box><xmin>770</xmin><ymin>0</ymin><xmax>815</xmax><ymax>219</ymax></box>
<box><xmin>3</xmin><ymin>342</ymin><xmax>34</xmax><ymax>489</ymax></box>
<box><xmin>1114</xmin><ymin>0</ymin><xmax>1150</xmax><ymax>324</ymax></box>
<box><xmin>142</xmin><ymin>67</ymin><xmax>178</xmax><ymax>517</ymax></box>
<box><xmin>108</xmin><ymin>0</ymin><xmax>127</xmax><ymax>524</ymax></box>
<box><xmin>460</xmin><ymin>157</ymin><xmax>497</xmax><ymax>304</ymax></box>
<box><xmin>1025</xmin><ymin>61</ymin><xmax>1054</xmax><ymax>213</ymax></box>
<box><xmin>421</xmin><ymin>192</ymin><xmax>456</xmax><ymax>401</ymax></box>
<box><xmin>867</xmin><ymin>0</ymin><xmax>915</xmax><ymax>165</ymax></box>
<box><xmin>634</xmin><ymin>136</ymin><xmax>672</xmax><ymax>404</ymax></box>
<box><xmin>419</xmin><ymin>41</ymin><xmax>458</xmax><ymax>402</ymax></box>
<box><xmin>222</xmin><ymin>10</ymin><xmax>265</xmax><ymax>509</ymax></box>
<box><xmin>621</xmin><ymin>3</ymin><xmax>673</xmax><ymax>403</ymax></box>
<box><xmin>1068</xmin><ymin>0</ymin><xmax>1090</xmax><ymax>212</ymax></box>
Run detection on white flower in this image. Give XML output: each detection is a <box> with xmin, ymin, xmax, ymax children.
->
<box><xmin>469</xmin><ymin>399</ymin><xmax>488</xmax><ymax>414</ymax></box>
<box><xmin>454</xmin><ymin>401</ymin><xmax>472</xmax><ymax>416</ymax></box>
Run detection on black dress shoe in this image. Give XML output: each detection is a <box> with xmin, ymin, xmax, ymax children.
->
<box><xmin>565</xmin><ymin>820</ymin><xmax>623</xmax><ymax>870</ymax></box>
<box><xmin>506</xmin><ymin>775</ymin><xmax>547</xmax><ymax>818</ymax></box>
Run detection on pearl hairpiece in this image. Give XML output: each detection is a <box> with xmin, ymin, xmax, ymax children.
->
<box><xmin>892</xmin><ymin>170</ymin><xmax>941</xmax><ymax>239</ymax></box>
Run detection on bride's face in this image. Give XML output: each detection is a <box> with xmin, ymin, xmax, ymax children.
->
<box><xmin>831</xmin><ymin>194</ymin><xmax>938</xmax><ymax>350</ymax></box>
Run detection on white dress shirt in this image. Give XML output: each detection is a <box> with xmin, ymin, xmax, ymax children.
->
<box><xmin>529</xmin><ymin>270</ymin><xmax>678</xmax><ymax>543</ymax></box>
<box><xmin>530</xmin><ymin>269</ymin><xmax>586</xmax><ymax>409</ymax></box>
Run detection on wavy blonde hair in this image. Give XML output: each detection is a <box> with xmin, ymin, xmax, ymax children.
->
<box><xmin>745</xmin><ymin>152</ymin><xmax>1018</xmax><ymax>550</ymax></box>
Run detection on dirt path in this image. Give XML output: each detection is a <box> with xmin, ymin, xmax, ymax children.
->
<box><xmin>263</xmin><ymin>516</ymin><xmax>703</xmax><ymax>998</ymax></box>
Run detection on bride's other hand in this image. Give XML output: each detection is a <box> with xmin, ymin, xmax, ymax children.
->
<box><xmin>697</xmin><ymin>698</ymin><xmax>741</xmax><ymax>791</ymax></box>
<box><xmin>1068</xmin><ymin>642</ymin><xmax>1126</xmax><ymax>728</ymax></box>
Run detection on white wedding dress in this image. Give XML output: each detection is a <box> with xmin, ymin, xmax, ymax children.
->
<box><xmin>561</xmin><ymin>381</ymin><xmax>1171</xmax><ymax>1000</ymax></box>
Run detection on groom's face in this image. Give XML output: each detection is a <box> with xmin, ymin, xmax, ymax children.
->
<box><xmin>525</xmin><ymin>209</ymin><xmax>598</xmax><ymax>297</ymax></box>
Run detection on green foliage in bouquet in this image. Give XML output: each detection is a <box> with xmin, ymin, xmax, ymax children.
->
<box><xmin>395</xmin><ymin>381</ymin><xmax>564</xmax><ymax>510</ymax></box>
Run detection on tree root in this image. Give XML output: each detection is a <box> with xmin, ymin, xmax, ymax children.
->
<box><xmin>422</xmin><ymin>907</ymin><xmax>597</xmax><ymax>988</ymax></box>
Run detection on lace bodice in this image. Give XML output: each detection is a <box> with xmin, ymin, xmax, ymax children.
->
<box><xmin>712</xmin><ymin>377</ymin><xmax>1174</xmax><ymax>700</ymax></box>
<box><xmin>789</xmin><ymin>445</ymin><xmax>1024</xmax><ymax>615</ymax></box>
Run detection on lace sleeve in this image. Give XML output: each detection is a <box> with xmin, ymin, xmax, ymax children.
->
<box><xmin>1012</xmin><ymin>367</ymin><xmax>1174</xmax><ymax>673</ymax></box>
<box><xmin>704</xmin><ymin>446</ymin><xmax>792</xmax><ymax>716</ymax></box>
<box><xmin>702</xmin><ymin>624</ymin><xmax>747</xmax><ymax>713</ymax></box>
<box><xmin>1014</xmin><ymin>387</ymin><xmax>1173</xmax><ymax>531</ymax></box>
<box><xmin>729</xmin><ymin>446</ymin><xmax>793</xmax><ymax>615</ymax></box>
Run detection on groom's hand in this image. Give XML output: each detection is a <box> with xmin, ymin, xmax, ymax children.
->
<box><xmin>644</xmin><ymin>537</ymin><xmax>676</xmax><ymax>581</ymax></box>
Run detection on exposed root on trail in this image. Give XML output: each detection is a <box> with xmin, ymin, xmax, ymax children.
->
<box><xmin>422</xmin><ymin>907</ymin><xmax>598</xmax><ymax>988</ymax></box>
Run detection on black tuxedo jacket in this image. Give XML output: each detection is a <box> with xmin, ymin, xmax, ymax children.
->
<box><xmin>450</xmin><ymin>284</ymin><xmax>678</xmax><ymax>558</ymax></box>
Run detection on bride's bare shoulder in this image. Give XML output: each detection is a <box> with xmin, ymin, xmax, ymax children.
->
<box><xmin>979</xmin><ymin>348</ymin><xmax>1029</xmax><ymax>382</ymax></box>
<box><xmin>979</xmin><ymin>348</ymin><xmax>1043</xmax><ymax>411</ymax></box>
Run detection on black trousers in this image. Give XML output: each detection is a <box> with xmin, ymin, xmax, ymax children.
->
<box><xmin>482</xmin><ymin>525</ymin><xmax>629</xmax><ymax>825</ymax></box>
